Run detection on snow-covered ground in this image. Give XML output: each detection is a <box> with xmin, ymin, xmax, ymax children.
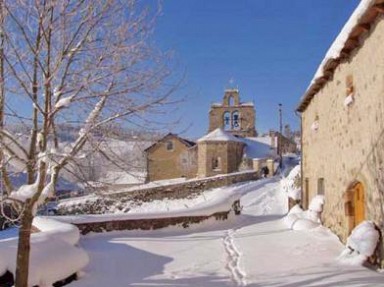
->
<box><xmin>67</xmin><ymin>177</ymin><xmax>383</xmax><ymax>287</ymax></box>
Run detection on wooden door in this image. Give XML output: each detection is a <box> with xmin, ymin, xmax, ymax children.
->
<box><xmin>353</xmin><ymin>182</ymin><xmax>365</xmax><ymax>226</ymax></box>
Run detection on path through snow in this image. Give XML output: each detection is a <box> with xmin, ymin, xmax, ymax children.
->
<box><xmin>69</xmin><ymin>178</ymin><xmax>384</xmax><ymax>287</ymax></box>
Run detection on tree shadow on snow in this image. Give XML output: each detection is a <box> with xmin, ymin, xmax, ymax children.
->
<box><xmin>245</xmin><ymin>266</ymin><xmax>384</xmax><ymax>287</ymax></box>
<box><xmin>69</xmin><ymin>237</ymin><xmax>173</xmax><ymax>287</ymax></box>
<box><xmin>131</xmin><ymin>273</ymin><xmax>231</xmax><ymax>287</ymax></box>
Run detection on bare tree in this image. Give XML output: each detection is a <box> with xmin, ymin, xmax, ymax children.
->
<box><xmin>0</xmin><ymin>0</ymin><xmax>178</xmax><ymax>285</ymax></box>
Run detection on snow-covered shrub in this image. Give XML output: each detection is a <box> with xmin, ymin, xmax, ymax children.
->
<box><xmin>307</xmin><ymin>195</ymin><xmax>324</xmax><ymax>222</ymax></box>
<box><xmin>281</xmin><ymin>165</ymin><xmax>301</xmax><ymax>200</ymax></box>
<box><xmin>283</xmin><ymin>195</ymin><xmax>325</xmax><ymax>231</ymax></box>
<box><xmin>338</xmin><ymin>221</ymin><xmax>380</xmax><ymax>266</ymax></box>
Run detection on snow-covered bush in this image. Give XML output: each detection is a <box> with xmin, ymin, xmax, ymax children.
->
<box><xmin>338</xmin><ymin>221</ymin><xmax>380</xmax><ymax>266</ymax></box>
<box><xmin>307</xmin><ymin>195</ymin><xmax>324</xmax><ymax>222</ymax></box>
<box><xmin>283</xmin><ymin>195</ymin><xmax>325</xmax><ymax>231</ymax></box>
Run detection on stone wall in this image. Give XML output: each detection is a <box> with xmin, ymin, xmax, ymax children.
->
<box><xmin>74</xmin><ymin>211</ymin><xmax>231</xmax><ymax>235</ymax></box>
<box><xmin>108</xmin><ymin>170</ymin><xmax>259</xmax><ymax>202</ymax></box>
<box><xmin>301</xmin><ymin>15</ymin><xmax>384</xmax><ymax>242</ymax></box>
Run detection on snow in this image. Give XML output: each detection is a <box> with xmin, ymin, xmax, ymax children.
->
<box><xmin>53</xmin><ymin>87</ymin><xmax>62</xmax><ymax>98</ymax></box>
<box><xmin>283</xmin><ymin>194</ymin><xmax>325</xmax><ymax>231</ymax></box>
<box><xmin>99</xmin><ymin>170</ymin><xmax>146</xmax><ymax>185</ymax></box>
<box><xmin>311</xmin><ymin>120</ymin><xmax>319</xmax><ymax>131</ymax></box>
<box><xmin>63</xmin><ymin>177</ymin><xmax>383</xmax><ymax>287</ymax></box>
<box><xmin>2</xmin><ymin>172</ymin><xmax>383</xmax><ymax>286</ymax></box>
<box><xmin>33</xmin><ymin>217</ymin><xmax>81</xmax><ymax>245</ymax></box>
<box><xmin>347</xmin><ymin>221</ymin><xmax>380</xmax><ymax>257</ymax></box>
<box><xmin>0</xmin><ymin>218</ymin><xmax>88</xmax><ymax>286</ymax></box>
<box><xmin>241</xmin><ymin>137</ymin><xmax>277</xmax><ymax>159</ymax></box>
<box><xmin>306</xmin><ymin>0</ymin><xmax>374</xmax><ymax>94</ymax></box>
<box><xmin>308</xmin><ymin>194</ymin><xmax>325</xmax><ymax>213</ymax></box>
<box><xmin>241</xmin><ymin>102</ymin><xmax>254</xmax><ymax>107</ymax></box>
<box><xmin>9</xmin><ymin>182</ymin><xmax>38</xmax><ymax>202</ymax></box>
<box><xmin>54</xmin><ymin>179</ymin><xmax>273</xmax><ymax>224</ymax></box>
<box><xmin>281</xmin><ymin>164</ymin><xmax>301</xmax><ymax>200</ymax></box>
<box><xmin>197</xmin><ymin>128</ymin><xmax>243</xmax><ymax>143</ymax></box>
<box><xmin>338</xmin><ymin>221</ymin><xmax>380</xmax><ymax>266</ymax></box>
<box><xmin>344</xmin><ymin>93</ymin><xmax>355</xmax><ymax>107</ymax></box>
<box><xmin>9</xmin><ymin>172</ymin><xmax>80</xmax><ymax>195</ymax></box>
<box><xmin>55</xmin><ymin>95</ymin><xmax>74</xmax><ymax>109</ymax></box>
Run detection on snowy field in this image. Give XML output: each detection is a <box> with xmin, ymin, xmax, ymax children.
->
<box><xmin>67</xmin><ymin>178</ymin><xmax>383</xmax><ymax>287</ymax></box>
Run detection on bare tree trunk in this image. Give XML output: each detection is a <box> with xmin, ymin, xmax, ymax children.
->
<box><xmin>15</xmin><ymin>202</ymin><xmax>33</xmax><ymax>287</ymax></box>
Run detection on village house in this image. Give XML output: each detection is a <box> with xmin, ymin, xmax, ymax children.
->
<box><xmin>145</xmin><ymin>133</ymin><xmax>197</xmax><ymax>182</ymax></box>
<box><xmin>297</xmin><ymin>0</ymin><xmax>384</xmax><ymax>247</ymax></box>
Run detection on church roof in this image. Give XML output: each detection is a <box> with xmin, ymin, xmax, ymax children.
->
<box><xmin>144</xmin><ymin>133</ymin><xmax>195</xmax><ymax>152</ymax></box>
<box><xmin>197</xmin><ymin>128</ymin><xmax>243</xmax><ymax>143</ymax></box>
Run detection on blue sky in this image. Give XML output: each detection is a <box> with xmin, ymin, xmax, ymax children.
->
<box><xmin>152</xmin><ymin>0</ymin><xmax>361</xmax><ymax>139</ymax></box>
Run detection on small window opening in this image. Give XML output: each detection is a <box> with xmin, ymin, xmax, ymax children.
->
<box><xmin>212</xmin><ymin>157</ymin><xmax>221</xmax><ymax>171</ymax></box>
<box><xmin>166</xmin><ymin>140</ymin><xmax>174</xmax><ymax>151</ymax></box>
<box><xmin>317</xmin><ymin>178</ymin><xmax>325</xmax><ymax>195</ymax></box>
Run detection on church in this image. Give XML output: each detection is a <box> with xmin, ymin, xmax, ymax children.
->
<box><xmin>145</xmin><ymin>88</ymin><xmax>296</xmax><ymax>182</ymax></box>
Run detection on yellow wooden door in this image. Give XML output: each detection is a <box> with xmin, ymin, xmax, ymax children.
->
<box><xmin>353</xmin><ymin>183</ymin><xmax>365</xmax><ymax>226</ymax></box>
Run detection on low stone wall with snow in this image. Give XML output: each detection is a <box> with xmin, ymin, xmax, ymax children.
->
<box><xmin>107</xmin><ymin>171</ymin><xmax>259</xmax><ymax>202</ymax></box>
<box><xmin>74</xmin><ymin>211</ymin><xmax>231</xmax><ymax>235</ymax></box>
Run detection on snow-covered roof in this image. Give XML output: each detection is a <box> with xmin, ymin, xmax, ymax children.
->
<box><xmin>145</xmin><ymin>133</ymin><xmax>195</xmax><ymax>152</ymax></box>
<box><xmin>241</xmin><ymin>102</ymin><xmax>254</xmax><ymax>107</ymax></box>
<box><xmin>241</xmin><ymin>137</ymin><xmax>277</xmax><ymax>159</ymax></box>
<box><xmin>197</xmin><ymin>128</ymin><xmax>243</xmax><ymax>143</ymax></box>
<box><xmin>297</xmin><ymin>0</ymin><xmax>381</xmax><ymax>112</ymax></box>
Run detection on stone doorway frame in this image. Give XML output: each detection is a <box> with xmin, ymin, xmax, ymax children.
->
<box><xmin>344</xmin><ymin>181</ymin><xmax>366</xmax><ymax>234</ymax></box>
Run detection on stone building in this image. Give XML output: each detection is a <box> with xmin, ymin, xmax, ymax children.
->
<box><xmin>145</xmin><ymin>133</ymin><xmax>197</xmax><ymax>182</ymax></box>
<box><xmin>268</xmin><ymin>130</ymin><xmax>297</xmax><ymax>155</ymax></box>
<box><xmin>197</xmin><ymin>128</ymin><xmax>245</xmax><ymax>178</ymax></box>
<box><xmin>297</xmin><ymin>0</ymin><xmax>384</xmax><ymax>244</ymax></box>
<box><xmin>209</xmin><ymin>89</ymin><xmax>257</xmax><ymax>137</ymax></box>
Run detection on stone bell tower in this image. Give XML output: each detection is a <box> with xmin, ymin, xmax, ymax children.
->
<box><xmin>208</xmin><ymin>89</ymin><xmax>257</xmax><ymax>137</ymax></box>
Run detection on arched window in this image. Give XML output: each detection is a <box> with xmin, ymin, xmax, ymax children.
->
<box><xmin>232</xmin><ymin>111</ymin><xmax>240</xmax><ymax>130</ymax></box>
<box><xmin>212</xmin><ymin>157</ymin><xmax>221</xmax><ymax>171</ymax></box>
<box><xmin>223</xmin><ymin>111</ymin><xmax>231</xmax><ymax>130</ymax></box>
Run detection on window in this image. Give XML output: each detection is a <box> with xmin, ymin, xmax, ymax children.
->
<box><xmin>311</xmin><ymin>115</ymin><xmax>319</xmax><ymax>131</ymax></box>
<box><xmin>317</xmin><ymin>178</ymin><xmax>324</xmax><ymax>195</ymax></box>
<box><xmin>304</xmin><ymin>178</ymin><xmax>309</xmax><ymax>209</ymax></box>
<box><xmin>344</xmin><ymin>75</ymin><xmax>355</xmax><ymax>107</ymax></box>
<box><xmin>223</xmin><ymin>111</ymin><xmax>231</xmax><ymax>130</ymax></box>
<box><xmin>212</xmin><ymin>157</ymin><xmax>221</xmax><ymax>171</ymax></box>
<box><xmin>166</xmin><ymin>140</ymin><xmax>174</xmax><ymax>151</ymax></box>
<box><xmin>346</xmin><ymin>75</ymin><xmax>354</xmax><ymax>95</ymax></box>
<box><xmin>232</xmin><ymin>111</ymin><xmax>240</xmax><ymax>130</ymax></box>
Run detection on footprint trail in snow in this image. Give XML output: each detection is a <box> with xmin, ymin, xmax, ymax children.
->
<box><xmin>223</xmin><ymin>229</ymin><xmax>247</xmax><ymax>286</ymax></box>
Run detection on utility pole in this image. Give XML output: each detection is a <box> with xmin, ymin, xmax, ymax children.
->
<box><xmin>278</xmin><ymin>103</ymin><xmax>283</xmax><ymax>169</ymax></box>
